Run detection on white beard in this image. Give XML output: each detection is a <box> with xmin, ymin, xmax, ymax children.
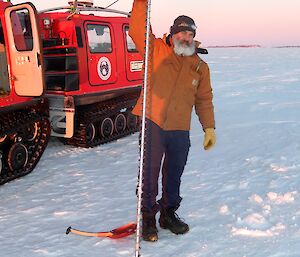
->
<box><xmin>173</xmin><ymin>39</ymin><xmax>196</xmax><ymax>56</ymax></box>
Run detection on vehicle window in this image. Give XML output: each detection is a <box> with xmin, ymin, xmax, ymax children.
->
<box><xmin>125</xmin><ymin>27</ymin><xmax>138</xmax><ymax>53</ymax></box>
<box><xmin>10</xmin><ymin>9</ymin><xmax>33</xmax><ymax>51</ymax></box>
<box><xmin>0</xmin><ymin>20</ymin><xmax>10</xmax><ymax>97</ymax></box>
<box><xmin>87</xmin><ymin>24</ymin><xmax>112</xmax><ymax>53</ymax></box>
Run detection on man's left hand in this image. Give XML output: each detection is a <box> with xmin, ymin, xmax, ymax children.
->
<box><xmin>203</xmin><ymin>128</ymin><xmax>216</xmax><ymax>150</ymax></box>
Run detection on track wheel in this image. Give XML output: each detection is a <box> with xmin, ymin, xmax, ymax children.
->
<box><xmin>86</xmin><ymin>123</ymin><xmax>96</xmax><ymax>142</ymax></box>
<box><xmin>0</xmin><ymin>135</ymin><xmax>7</xmax><ymax>144</ymax></box>
<box><xmin>8</xmin><ymin>143</ymin><xmax>28</xmax><ymax>171</ymax></box>
<box><xmin>25</xmin><ymin>122</ymin><xmax>38</xmax><ymax>141</ymax></box>
<box><xmin>114</xmin><ymin>113</ymin><xmax>126</xmax><ymax>133</ymax></box>
<box><xmin>127</xmin><ymin>113</ymin><xmax>138</xmax><ymax>129</ymax></box>
<box><xmin>100</xmin><ymin>117</ymin><xmax>114</xmax><ymax>138</ymax></box>
<box><xmin>0</xmin><ymin>153</ymin><xmax>2</xmax><ymax>174</ymax></box>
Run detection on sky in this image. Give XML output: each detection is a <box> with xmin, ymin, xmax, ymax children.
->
<box><xmin>1</xmin><ymin>47</ymin><xmax>300</xmax><ymax>257</ymax></box>
<box><xmin>11</xmin><ymin>0</ymin><xmax>300</xmax><ymax>46</ymax></box>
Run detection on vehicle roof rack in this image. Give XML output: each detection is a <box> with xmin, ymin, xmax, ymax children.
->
<box><xmin>39</xmin><ymin>6</ymin><xmax>130</xmax><ymax>17</ymax></box>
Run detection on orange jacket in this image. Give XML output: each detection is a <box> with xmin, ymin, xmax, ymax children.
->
<box><xmin>129</xmin><ymin>0</ymin><xmax>215</xmax><ymax>131</ymax></box>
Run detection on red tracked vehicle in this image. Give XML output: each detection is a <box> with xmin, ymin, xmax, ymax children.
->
<box><xmin>39</xmin><ymin>0</ymin><xmax>143</xmax><ymax>147</ymax></box>
<box><xmin>0</xmin><ymin>1</ymin><xmax>50</xmax><ymax>185</ymax></box>
<box><xmin>0</xmin><ymin>0</ymin><xmax>142</xmax><ymax>184</ymax></box>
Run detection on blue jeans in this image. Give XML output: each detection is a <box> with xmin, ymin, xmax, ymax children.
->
<box><xmin>141</xmin><ymin>119</ymin><xmax>190</xmax><ymax>214</ymax></box>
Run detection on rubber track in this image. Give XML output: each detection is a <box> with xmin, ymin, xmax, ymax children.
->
<box><xmin>65</xmin><ymin>93</ymin><xmax>140</xmax><ymax>148</ymax></box>
<box><xmin>0</xmin><ymin>101</ymin><xmax>51</xmax><ymax>185</ymax></box>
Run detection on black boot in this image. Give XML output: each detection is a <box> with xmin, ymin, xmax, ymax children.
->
<box><xmin>159</xmin><ymin>208</ymin><xmax>189</xmax><ymax>235</ymax></box>
<box><xmin>142</xmin><ymin>212</ymin><xmax>158</xmax><ymax>242</ymax></box>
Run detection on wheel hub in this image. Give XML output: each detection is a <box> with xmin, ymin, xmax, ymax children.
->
<box><xmin>26</xmin><ymin>122</ymin><xmax>38</xmax><ymax>141</ymax></box>
<box><xmin>8</xmin><ymin>143</ymin><xmax>29</xmax><ymax>171</ymax></box>
<box><xmin>127</xmin><ymin>113</ymin><xmax>138</xmax><ymax>129</ymax></box>
<box><xmin>100</xmin><ymin>118</ymin><xmax>113</xmax><ymax>137</ymax></box>
<box><xmin>86</xmin><ymin>123</ymin><xmax>96</xmax><ymax>142</ymax></box>
<box><xmin>114</xmin><ymin>113</ymin><xmax>126</xmax><ymax>133</ymax></box>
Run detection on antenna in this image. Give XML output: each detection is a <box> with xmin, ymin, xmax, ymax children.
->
<box><xmin>105</xmin><ymin>0</ymin><xmax>120</xmax><ymax>9</ymax></box>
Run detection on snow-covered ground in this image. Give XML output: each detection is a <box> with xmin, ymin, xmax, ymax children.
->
<box><xmin>1</xmin><ymin>48</ymin><xmax>300</xmax><ymax>257</ymax></box>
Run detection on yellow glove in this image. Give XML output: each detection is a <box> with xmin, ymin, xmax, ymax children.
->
<box><xmin>203</xmin><ymin>128</ymin><xmax>216</xmax><ymax>150</ymax></box>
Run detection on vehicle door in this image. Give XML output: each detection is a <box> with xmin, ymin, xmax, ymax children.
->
<box><xmin>123</xmin><ymin>25</ymin><xmax>143</xmax><ymax>82</ymax></box>
<box><xmin>5</xmin><ymin>3</ymin><xmax>44</xmax><ymax>96</ymax></box>
<box><xmin>85</xmin><ymin>22</ymin><xmax>117</xmax><ymax>86</ymax></box>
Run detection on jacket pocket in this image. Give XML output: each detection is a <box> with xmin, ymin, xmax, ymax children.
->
<box><xmin>185</xmin><ymin>69</ymin><xmax>200</xmax><ymax>95</ymax></box>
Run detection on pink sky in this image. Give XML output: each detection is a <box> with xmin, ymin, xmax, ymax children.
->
<box><xmin>13</xmin><ymin>0</ymin><xmax>300</xmax><ymax>46</ymax></box>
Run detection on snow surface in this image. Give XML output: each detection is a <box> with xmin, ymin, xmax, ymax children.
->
<box><xmin>1</xmin><ymin>48</ymin><xmax>300</xmax><ymax>257</ymax></box>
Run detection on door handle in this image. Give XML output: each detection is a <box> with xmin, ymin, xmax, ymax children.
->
<box><xmin>37</xmin><ymin>52</ymin><xmax>41</xmax><ymax>66</ymax></box>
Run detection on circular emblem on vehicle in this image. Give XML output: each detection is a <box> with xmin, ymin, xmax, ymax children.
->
<box><xmin>97</xmin><ymin>57</ymin><xmax>111</xmax><ymax>80</ymax></box>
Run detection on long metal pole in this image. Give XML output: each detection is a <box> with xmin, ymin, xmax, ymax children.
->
<box><xmin>134</xmin><ymin>0</ymin><xmax>152</xmax><ymax>256</ymax></box>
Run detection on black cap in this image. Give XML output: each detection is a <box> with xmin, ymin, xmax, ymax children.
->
<box><xmin>170</xmin><ymin>15</ymin><xmax>197</xmax><ymax>37</ymax></box>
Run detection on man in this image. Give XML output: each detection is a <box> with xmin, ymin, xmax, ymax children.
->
<box><xmin>129</xmin><ymin>0</ymin><xmax>216</xmax><ymax>242</ymax></box>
